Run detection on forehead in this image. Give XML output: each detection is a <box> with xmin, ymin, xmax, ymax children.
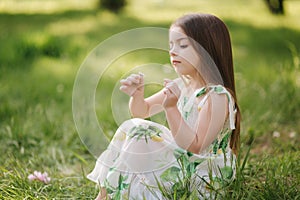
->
<box><xmin>169</xmin><ymin>26</ymin><xmax>188</xmax><ymax>41</ymax></box>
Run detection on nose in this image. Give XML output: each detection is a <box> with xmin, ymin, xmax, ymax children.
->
<box><xmin>169</xmin><ymin>48</ymin><xmax>177</xmax><ymax>56</ymax></box>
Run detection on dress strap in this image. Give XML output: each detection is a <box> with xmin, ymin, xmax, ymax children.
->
<box><xmin>183</xmin><ymin>85</ymin><xmax>236</xmax><ymax>130</ymax></box>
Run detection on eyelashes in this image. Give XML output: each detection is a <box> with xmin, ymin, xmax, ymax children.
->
<box><xmin>180</xmin><ymin>45</ymin><xmax>188</xmax><ymax>48</ymax></box>
<box><xmin>169</xmin><ymin>43</ymin><xmax>189</xmax><ymax>50</ymax></box>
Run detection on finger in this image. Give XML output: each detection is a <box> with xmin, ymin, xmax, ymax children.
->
<box><xmin>119</xmin><ymin>85</ymin><xmax>126</xmax><ymax>91</ymax></box>
<box><xmin>120</xmin><ymin>85</ymin><xmax>134</xmax><ymax>96</ymax></box>
<box><xmin>120</xmin><ymin>85</ymin><xmax>131</xmax><ymax>91</ymax></box>
<box><xmin>138</xmin><ymin>72</ymin><xmax>144</xmax><ymax>84</ymax></box>
<box><xmin>138</xmin><ymin>72</ymin><xmax>144</xmax><ymax>77</ymax></box>
<box><xmin>165</xmin><ymin>86</ymin><xmax>173</xmax><ymax>96</ymax></box>
<box><xmin>163</xmin><ymin>88</ymin><xmax>170</xmax><ymax>95</ymax></box>
<box><xmin>119</xmin><ymin>85</ymin><xmax>129</xmax><ymax>93</ymax></box>
<box><xmin>164</xmin><ymin>81</ymin><xmax>175</xmax><ymax>90</ymax></box>
<box><xmin>165</xmin><ymin>82</ymin><xmax>180</xmax><ymax>98</ymax></box>
<box><xmin>130</xmin><ymin>73</ymin><xmax>140</xmax><ymax>79</ymax></box>
<box><xmin>127</xmin><ymin>76</ymin><xmax>141</xmax><ymax>84</ymax></box>
<box><xmin>120</xmin><ymin>79</ymin><xmax>132</xmax><ymax>86</ymax></box>
<box><xmin>163</xmin><ymin>79</ymin><xmax>172</xmax><ymax>86</ymax></box>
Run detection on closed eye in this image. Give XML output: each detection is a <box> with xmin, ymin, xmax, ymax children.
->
<box><xmin>180</xmin><ymin>44</ymin><xmax>188</xmax><ymax>48</ymax></box>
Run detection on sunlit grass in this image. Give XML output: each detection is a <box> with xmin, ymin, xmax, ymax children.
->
<box><xmin>128</xmin><ymin>0</ymin><xmax>300</xmax><ymax>29</ymax></box>
<box><xmin>0</xmin><ymin>0</ymin><xmax>96</xmax><ymax>14</ymax></box>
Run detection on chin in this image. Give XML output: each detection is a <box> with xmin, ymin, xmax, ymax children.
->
<box><xmin>175</xmin><ymin>70</ymin><xmax>189</xmax><ymax>76</ymax></box>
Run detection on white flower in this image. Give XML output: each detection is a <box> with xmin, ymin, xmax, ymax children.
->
<box><xmin>272</xmin><ymin>131</ymin><xmax>280</xmax><ymax>138</ymax></box>
<box><xmin>289</xmin><ymin>131</ymin><xmax>296</xmax><ymax>138</ymax></box>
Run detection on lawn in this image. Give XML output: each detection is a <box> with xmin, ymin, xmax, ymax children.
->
<box><xmin>0</xmin><ymin>0</ymin><xmax>299</xmax><ymax>199</ymax></box>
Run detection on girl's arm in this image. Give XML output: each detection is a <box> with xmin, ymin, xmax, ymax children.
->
<box><xmin>120</xmin><ymin>73</ymin><xmax>166</xmax><ymax>118</ymax></box>
<box><xmin>129</xmin><ymin>89</ymin><xmax>165</xmax><ymax>118</ymax></box>
<box><xmin>164</xmin><ymin>88</ymin><xmax>228</xmax><ymax>153</ymax></box>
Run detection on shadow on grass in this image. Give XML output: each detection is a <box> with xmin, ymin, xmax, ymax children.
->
<box><xmin>0</xmin><ymin>9</ymin><xmax>299</xmax><ymax>69</ymax></box>
<box><xmin>0</xmin><ymin>8</ymin><xmax>299</xmax><ymax>70</ymax></box>
<box><xmin>0</xmin><ymin>9</ymin><xmax>168</xmax><ymax>71</ymax></box>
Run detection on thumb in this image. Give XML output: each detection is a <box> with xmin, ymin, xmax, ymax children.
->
<box><xmin>163</xmin><ymin>79</ymin><xmax>172</xmax><ymax>86</ymax></box>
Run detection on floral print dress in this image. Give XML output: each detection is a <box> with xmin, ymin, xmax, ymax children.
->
<box><xmin>87</xmin><ymin>80</ymin><xmax>236</xmax><ymax>199</ymax></box>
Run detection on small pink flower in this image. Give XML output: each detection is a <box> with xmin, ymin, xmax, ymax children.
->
<box><xmin>28</xmin><ymin>171</ymin><xmax>51</xmax><ymax>184</ymax></box>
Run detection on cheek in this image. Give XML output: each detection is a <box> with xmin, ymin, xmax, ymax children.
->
<box><xmin>182</xmin><ymin>48</ymin><xmax>200</xmax><ymax>67</ymax></box>
<box><xmin>182</xmin><ymin>51</ymin><xmax>200</xmax><ymax>68</ymax></box>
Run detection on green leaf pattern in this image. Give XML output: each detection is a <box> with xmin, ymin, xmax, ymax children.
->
<box><xmin>211</xmin><ymin>129</ymin><xmax>232</xmax><ymax>155</ymax></box>
<box><xmin>104</xmin><ymin>168</ymin><xmax>130</xmax><ymax>200</ymax></box>
<box><xmin>127</xmin><ymin>124</ymin><xmax>163</xmax><ymax>143</ymax></box>
<box><xmin>183</xmin><ymin>97</ymin><xmax>190</xmax><ymax>121</ymax></box>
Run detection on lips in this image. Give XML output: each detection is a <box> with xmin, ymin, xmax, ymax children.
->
<box><xmin>172</xmin><ymin>60</ymin><xmax>181</xmax><ymax>65</ymax></box>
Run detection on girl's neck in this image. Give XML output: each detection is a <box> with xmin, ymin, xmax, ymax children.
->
<box><xmin>189</xmin><ymin>80</ymin><xmax>203</xmax><ymax>90</ymax></box>
<box><xmin>184</xmin><ymin>74</ymin><xmax>205</xmax><ymax>91</ymax></box>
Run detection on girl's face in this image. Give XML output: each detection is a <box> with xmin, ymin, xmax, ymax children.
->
<box><xmin>169</xmin><ymin>26</ymin><xmax>200</xmax><ymax>77</ymax></box>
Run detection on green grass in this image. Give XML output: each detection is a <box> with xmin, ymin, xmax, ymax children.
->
<box><xmin>0</xmin><ymin>0</ymin><xmax>299</xmax><ymax>199</ymax></box>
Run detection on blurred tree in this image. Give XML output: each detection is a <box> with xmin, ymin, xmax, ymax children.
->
<box><xmin>264</xmin><ymin>0</ymin><xmax>285</xmax><ymax>14</ymax></box>
<box><xmin>98</xmin><ymin>0</ymin><xmax>127</xmax><ymax>12</ymax></box>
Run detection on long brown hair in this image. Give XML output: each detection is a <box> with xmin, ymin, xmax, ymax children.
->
<box><xmin>172</xmin><ymin>13</ymin><xmax>241</xmax><ymax>154</ymax></box>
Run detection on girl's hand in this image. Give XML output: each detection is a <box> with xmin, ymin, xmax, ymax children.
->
<box><xmin>119</xmin><ymin>73</ymin><xmax>144</xmax><ymax>96</ymax></box>
<box><xmin>163</xmin><ymin>79</ymin><xmax>181</xmax><ymax>109</ymax></box>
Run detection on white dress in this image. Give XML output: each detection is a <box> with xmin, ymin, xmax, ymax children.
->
<box><xmin>87</xmin><ymin>80</ymin><xmax>236</xmax><ymax>199</ymax></box>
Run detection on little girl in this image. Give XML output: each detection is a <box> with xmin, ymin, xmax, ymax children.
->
<box><xmin>87</xmin><ymin>13</ymin><xmax>241</xmax><ymax>199</ymax></box>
